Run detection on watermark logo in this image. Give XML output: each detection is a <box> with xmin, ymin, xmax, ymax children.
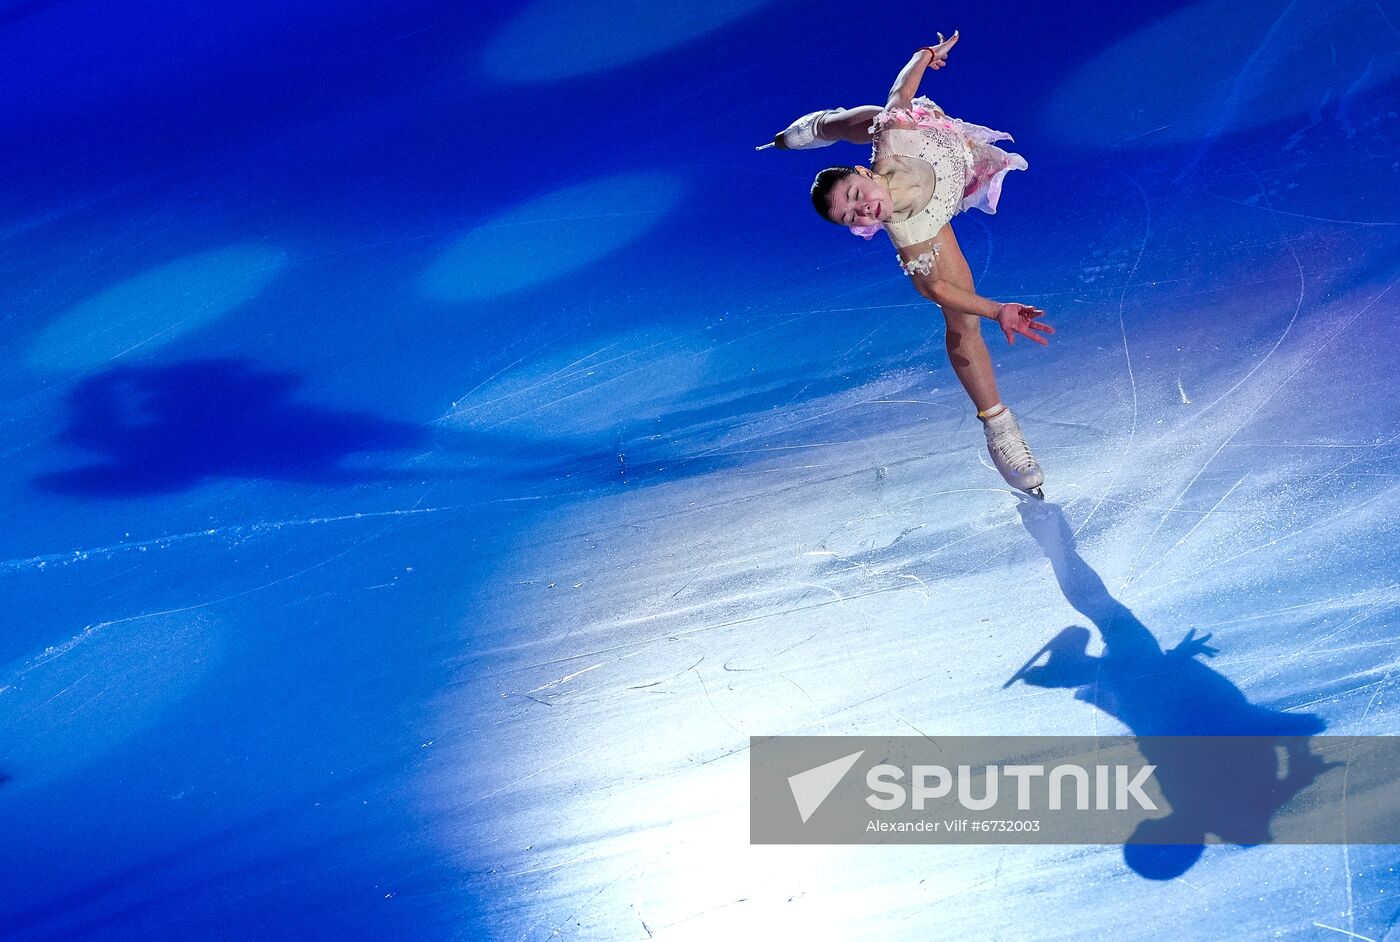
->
<box><xmin>788</xmin><ymin>750</ymin><xmax>865</xmax><ymax>823</ymax></box>
<box><xmin>752</xmin><ymin>735</ymin><xmax>1398</xmax><ymax>846</ymax></box>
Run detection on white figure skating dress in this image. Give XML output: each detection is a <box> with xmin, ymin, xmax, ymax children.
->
<box><xmin>869</xmin><ymin>97</ymin><xmax>1028</xmax><ymax>275</ymax></box>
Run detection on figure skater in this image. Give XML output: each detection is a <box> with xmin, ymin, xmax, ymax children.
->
<box><xmin>762</xmin><ymin>32</ymin><xmax>1052</xmax><ymax>497</ymax></box>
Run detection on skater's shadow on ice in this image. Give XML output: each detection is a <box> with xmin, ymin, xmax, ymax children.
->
<box><xmin>33</xmin><ymin>359</ymin><xmax>431</xmax><ymax>497</ymax></box>
<box><xmin>1007</xmin><ymin>501</ymin><xmax>1336</xmax><ymax>881</ymax></box>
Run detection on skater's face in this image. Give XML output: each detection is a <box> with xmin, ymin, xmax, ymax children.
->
<box><xmin>825</xmin><ymin>169</ymin><xmax>889</xmax><ymax>227</ymax></box>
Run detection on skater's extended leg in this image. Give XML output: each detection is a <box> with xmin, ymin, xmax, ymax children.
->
<box><xmin>768</xmin><ymin>35</ymin><xmax>961</xmax><ymax>148</ymax></box>
<box><xmin>768</xmin><ymin>105</ymin><xmax>884</xmax><ymax>149</ymax></box>
<box><xmin>815</xmin><ymin>106</ymin><xmax>885</xmax><ymax>144</ymax></box>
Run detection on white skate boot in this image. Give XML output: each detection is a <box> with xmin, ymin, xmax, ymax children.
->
<box><xmin>758</xmin><ymin>109</ymin><xmax>841</xmax><ymax>151</ymax></box>
<box><xmin>980</xmin><ymin>406</ymin><xmax>1045</xmax><ymax>498</ymax></box>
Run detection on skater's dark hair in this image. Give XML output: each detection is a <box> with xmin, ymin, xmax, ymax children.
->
<box><xmin>810</xmin><ymin>166</ymin><xmax>857</xmax><ymax>221</ymax></box>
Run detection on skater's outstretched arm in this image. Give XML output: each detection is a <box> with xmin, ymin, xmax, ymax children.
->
<box><xmin>765</xmin><ymin>34</ymin><xmax>959</xmax><ymax>149</ymax></box>
<box><xmin>887</xmin><ymin>32</ymin><xmax>958</xmax><ymax>111</ymax></box>
<box><xmin>901</xmin><ymin>226</ymin><xmax>1055</xmax><ymax>346</ymax></box>
<box><xmin>765</xmin><ymin>33</ymin><xmax>959</xmax><ymax>149</ymax></box>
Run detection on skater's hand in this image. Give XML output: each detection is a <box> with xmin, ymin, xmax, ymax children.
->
<box><xmin>922</xmin><ymin>31</ymin><xmax>959</xmax><ymax>69</ymax></box>
<box><xmin>997</xmin><ymin>303</ymin><xmax>1054</xmax><ymax>346</ymax></box>
<box><xmin>1167</xmin><ymin>628</ymin><xmax>1219</xmax><ymax>660</ymax></box>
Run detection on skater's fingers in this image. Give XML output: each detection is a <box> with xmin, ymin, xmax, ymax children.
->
<box><xmin>1014</xmin><ymin>322</ymin><xmax>1049</xmax><ymax>342</ymax></box>
<box><xmin>1003</xmin><ymin>328</ymin><xmax>1016</xmax><ymax>345</ymax></box>
<box><xmin>1030</xmin><ymin>321</ymin><xmax>1056</xmax><ymax>333</ymax></box>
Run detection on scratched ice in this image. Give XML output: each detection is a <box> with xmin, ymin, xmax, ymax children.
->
<box><xmin>0</xmin><ymin>0</ymin><xmax>1396</xmax><ymax>939</ymax></box>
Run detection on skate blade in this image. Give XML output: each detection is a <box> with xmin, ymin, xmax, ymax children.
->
<box><xmin>1023</xmin><ymin>486</ymin><xmax>1045</xmax><ymax>500</ymax></box>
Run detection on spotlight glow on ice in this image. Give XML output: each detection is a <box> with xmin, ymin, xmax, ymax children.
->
<box><xmin>481</xmin><ymin>0</ymin><xmax>775</xmax><ymax>81</ymax></box>
<box><xmin>1040</xmin><ymin>0</ymin><xmax>1400</xmax><ymax>148</ymax></box>
<box><xmin>26</xmin><ymin>244</ymin><xmax>287</xmax><ymax>373</ymax></box>
<box><xmin>419</xmin><ymin>171</ymin><xmax>682</xmax><ymax>303</ymax></box>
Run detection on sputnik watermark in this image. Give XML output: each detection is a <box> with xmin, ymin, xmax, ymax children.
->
<box><xmin>752</xmin><ymin>736</ymin><xmax>1400</xmax><ymax>845</ymax></box>
<box><xmin>865</xmin><ymin>762</ymin><xmax>1157</xmax><ymax>811</ymax></box>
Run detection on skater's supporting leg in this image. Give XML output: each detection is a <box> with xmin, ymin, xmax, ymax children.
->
<box><xmin>925</xmin><ymin>228</ymin><xmax>1001</xmax><ymax>412</ymax></box>
<box><xmin>1018</xmin><ymin>504</ymin><xmax>1163</xmax><ymax>661</ymax></box>
<box><xmin>907</xmin><ymin>226</ymin><xmax>1046</xmax><ymax>492</ymax></box>
<box><xmin>944</xmin><ymin>313</ymin><xmax>1000</xmax><ymax>413</ymax></box>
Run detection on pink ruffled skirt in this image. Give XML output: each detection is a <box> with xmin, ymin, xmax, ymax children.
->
<box><xmin>873</xmin><ymin>97</ymin><xmax>1028</xmax><ymax>217</ymax></box>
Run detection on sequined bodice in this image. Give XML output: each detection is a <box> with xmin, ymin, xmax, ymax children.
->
<box><xmin>871</xmin><ymin>122</ymin><xmax>968</xmax><ymax>247</ymax></box>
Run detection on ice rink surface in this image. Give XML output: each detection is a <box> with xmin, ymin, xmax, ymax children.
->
<box><xmin>0</xmin><ymin>0</ymin><xmax>1397</xmax><ymax>938</ymax></box>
